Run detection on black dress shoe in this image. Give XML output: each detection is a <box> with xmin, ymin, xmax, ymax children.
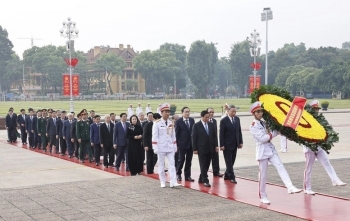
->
<box><xmin>177</xmin><ymin>176</ymin><xmax>182</xmax><ymax>181</ymax></box>
<box><xmin>203</xmin><ymin>183</ymin><xmax>211</xmax><ymax>187</ymax></box>
<box><xmin>116</xmin><ymin>167</ymin><xmax>120</xmax><ymax>171</ymax></box>
<box><xmin>224</xmin><ymin>176</ymin><xmax>230</xmax><ymax>180</ymax></box>
<box><xmin>230</xmin><ymin>179</ymin><xmax>237</xmax><ymax>184</ymax></box>
<box><xmin>198</xmin><ymin>179</ymin><xmax>203</xmax><ymax>183</ymax></box>
<box><xmin>185</xmin><ymin>177</ymin><xmax>195</xmax><ymax>182</ymax></box>
<box><xmin>214</xmin><ymin>173</ymin><xmax>224</xmax><ymax>177</ymax></box>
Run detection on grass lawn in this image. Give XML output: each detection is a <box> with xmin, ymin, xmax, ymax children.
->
<box><xmin>0</xmin><ymin>98</ymin><xmax>349</xmax><ymax>117</ymax></box>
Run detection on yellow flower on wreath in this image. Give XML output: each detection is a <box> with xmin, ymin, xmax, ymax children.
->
<box><xmin>259</xmin><ymin>94</ymin><xmax>327</xmax><ymax>141</ymax></box>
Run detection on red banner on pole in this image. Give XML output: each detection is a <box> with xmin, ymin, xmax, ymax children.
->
<box><xmin>63</xmin><ymin>58</ymin><xmax>79</xmax><ymax>67</ymax></box>
<box><xmin>283</xmin><ymin>96</ymin><xmax>307</xmax><ymax>129</ymax></box>
<box><xmin>62</xmin><ymin>74</ymin><xmax>79</xmax><ymax>96</ymax></box>
<box><xmin>249</xmin><ymin>75</ymin><xmax>261</xmax><ymax>93</ymax></box>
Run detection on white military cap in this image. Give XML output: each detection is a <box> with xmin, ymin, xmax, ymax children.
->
<box><xmin>309</xmin><ymin>100</ymin><xmax>321</xmax><ymax>109</ymax></box>
<box><xmin>250</xmin><ymin>101</ymin><xmax>263</xmax><ymax>114</ymax></box>
<box><xmin>160</xmin><ymin>103</ymin><xmax>171</xmax><ymax>112</ymax></box>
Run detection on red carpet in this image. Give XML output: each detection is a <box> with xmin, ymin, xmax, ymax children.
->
<box><xmin>2</xmin><ymin>140</ymin><xmax>350</xmax><ymax>221</ymax></box>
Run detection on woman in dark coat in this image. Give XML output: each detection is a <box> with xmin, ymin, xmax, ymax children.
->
<box><xmin>126</xmin><ymin>115</ymin><xmax>144</xmax><ymax>175</ymax></box>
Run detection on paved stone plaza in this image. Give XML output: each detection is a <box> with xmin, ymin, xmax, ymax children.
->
<box><xmin>0</xmin><ymin>110</ymin><xmax>348</xmax><ymax>220</ymax></box>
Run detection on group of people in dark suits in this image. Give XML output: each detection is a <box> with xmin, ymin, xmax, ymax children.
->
<box><xmin>5</xmin><ymin>104</ymin><xmax>243</xmax><ymax>188</ymax></box>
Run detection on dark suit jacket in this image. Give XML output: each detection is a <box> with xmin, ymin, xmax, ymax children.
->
<box><xmin>142</xmin><ymin>121</ymin><xmax>153</xmax><ymax>149</ymax></box>
<box><xmin>25</xmin><ymin>116</ymin><xmax>37</xmax><ymax>132</ymax></box>
<box><xmin>70</xmin><ymin>120</ymin><xmax>78</xmax><ymax>140</ymax></box>
<box><xmin>100</xmin><ymin>122</ymin><xmax>114</xmax><ymax>146</ymax></box>
<box><xmin>63</xmin><ymin>120</ymin><xmax>73</xmax><ymax>139</ymax></box>
<box><xmin>219</xmin><ymin>116</ymin><xmax>243</xmax><ymax>150</ymax></box>
<box><xmin>90</xmin><ymin>123</ymin><xmax>101</xmax><ymax>144</ymax></box>
<box><xmin>5</xmin><ymin>114</ymin><xmax>17</xmax><ymax>129</ymax></box>
<box><xmin>209</xmin><ymin>118</ymin><xmax>217</xmax><ymax>133</ymax></box>
<box><xmin>17</xmin><ymin>114</ymin><xmax>27</xmax><ymax>127</ymax></box>
<box><xmin>46</xmin><ymin>118</ymin><xmax>57</xmax><ymax>136</ymax></box>
<box><xmin>142</xmin><ymin>120</ymin><xmax>151</xmax><ymax>128</ymax></box>
<box><xmin>192</xmin><ymin>121</ymin><xmax>217</xmax><ymax>154</ymax></box>
<box><xmin>175</xmin><ymin>117</ymin><xmax>195</xmax><ymax>149</ymax></box>
<box><xmin>113</xmin><ymin>121</ymin><xmax>129</xmax><ymax>146</ymax></box>
<box><xmin>56</xmin><ymin>118</ymin><xmax>65</xmax><ymax>137</ymax></box>
<box><xmin>88</xmin><ymin>117</ymin><xmax>93</xmax><ymax>125</ymax></box>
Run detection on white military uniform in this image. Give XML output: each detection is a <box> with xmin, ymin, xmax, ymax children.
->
<box><xmin>250</xmin><ymin>119</ymin><xmax>295</xmax><ymax>199</ymax></box>
<box><xmin>127</xmin><ymin>107</ymin><xmax>134</xmax><ymax>119</ymax></box>
<box><xmin>302</xmin><ymin>100</ymin><xmax>345</xmax><ymax>192</ymax></box>
<box><xmin>156</xmin><ymin>106</ymin><xmax>161</xmax><ymax>115</ymax></box>
<box><xmin>145</xmin><ymin>106</ymin><xmax>152</xmax><ymax>113</ymax></box>
<box><xmin>136</xmin><ymin>106</ymin><xmax>143</xmax><ymax>116</ymax></box>
<box><xmin>152</xmin><ymin>117</ymin><xmax>177</xmax><ymax>186</ymax></box>
<box><xmin>280</xmin><ymin>135</ymin><xmax>287</xmax><ymax>152</ymax></box>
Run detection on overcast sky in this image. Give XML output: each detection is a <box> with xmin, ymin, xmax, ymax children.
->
<box><xmin>2</xmin><ymin>0</ymin><xmax>350</xmax><ymax>58</ymax></box>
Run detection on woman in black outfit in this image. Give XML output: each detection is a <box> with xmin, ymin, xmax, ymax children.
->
<box><xmin>126</xmin><ymin>115</ymin><xmax>144</xmax><ymax>175</ymax></box>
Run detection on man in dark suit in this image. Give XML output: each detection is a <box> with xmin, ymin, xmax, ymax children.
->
<box><xmin>207</xmin><ymin>107</ymin><xmax>224</xmax><ymax>177</ymax></box>
<box><xmin>17</xmin><ymin>109</ymin><xmax>27</xmax><ymax>145</ymax></box>
<box><xmin>143</xmin><ymin>113</ymin><xmax>159</xmax><ymax>174</ymax></box>
<box><xmin>25</xmin><ymin>109</ymin><xmax>37</xmax><ymax>148</ymax></box>
<box><xmin>56</xmin><ymin>111</ymin><xmax>67</xmax><ymax>155</ymax></box>
<box><xmin>46</xmin><ymin>110</ymin><xmax>58</xmax><ymax>153</ymax></box>
<box><xmin>110</xmin><ymin>113</ymin><xmax>118</xmax><ymax>125</ymax></box>
<box><xmin>71</xmin><ymin>113</ymin><xmax>81</xmax><ymax>159</ymax></box>
<box><xmin>90</xmin><ymin>115</ymin><xmax>102</xmax><ymax>166</ymax></box>
<box><xmin>6</xmin><ymin>108</ymin><xmax>18</xmax><ymax>143</ymax></box>
<box><xmin>100</xmin><ymin>115</ymin><xmax>114</xmax><ymax>168</ymax></box>
<box><xmin>192</xmin><ymin>110</ymin><xmax>219</xmax><ymax>187</ymax></box>
<box><xmin>175</xmin><ymin>107</ymin><xmax>195</xmax><ymax>182</ymax></box>
<box><xmin>63</xmin><ymin>113</ymin><xmax>74</xmax><ymax>158</ymax></box>
<box><xmin>88</xmin><ymin>110</ymin><xmax>95</xmax><ymax>125</ymax></box>
<box><xmin>142</xmin><ymin>112</ymin><xmax>153</xmax><ymax>128</ymax></box>
<box><xmin>35</xmin><ymin>110</ymin><xmax>42</xmax><ymax>149</ymax></box>
<box><xmin>220</xmin><ymin>105</ymin><xmax>243</xmax><ymax>184</ymax></box>
<box><xmin>113</xmin><ymin>113</ymin><xmax>130</xmax><ymax>171</ymax></box>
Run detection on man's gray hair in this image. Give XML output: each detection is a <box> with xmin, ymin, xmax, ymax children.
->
<box><xmin>105</xmin><ymin>114</ymin><xmax>111</xmax><ymax>119</ymax></box>
<box><xmin>138</xmin><ymin>112</ymin><xmax>144</xmax><ymax>116</ymax></box>
<box><xmin>228</xmin><ymin>105</ymin><xmax>236</xmax><ymax>110</ymax></box>
<box><xmin>67</xmin><ymin>113</ymin><xmax>73</xmax><ymax>117</ymax></box>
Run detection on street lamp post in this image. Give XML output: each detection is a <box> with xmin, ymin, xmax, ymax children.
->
<box><xmin>59</xmin><ymin>17</ymin><xmax>79</xmax><ymax>112</ymax></box>
<box><xmin>261</xmin><ymin>8</ymin><xmax>273</xmax><ymax>85</ymax></box>
<box><xmin>248</xmin><ymin>29</ymin><xmax>261</xmax><ymax>89</ymax></box>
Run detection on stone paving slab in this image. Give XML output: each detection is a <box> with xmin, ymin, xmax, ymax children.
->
<box><xmin>236</xmin><ymin>158</ymin><xmax>350</xmax><ymax>199</ymax></box>
<box><xmin>0</xmin><ymin>177</ymin><xmax>302</xmax><ymax>221</ymax></box>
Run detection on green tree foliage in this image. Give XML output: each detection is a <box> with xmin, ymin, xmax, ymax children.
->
<box><xmin>0</xmin><ymin>26</ymin><xmax>14</xmax><ymax>91</ymax></box>
<box><xmin>95</xmin><ymin>53</ymin><xmax>126</xmax><ymax>94</ymax></box>
<box><xmin>3</xmin><ymin>54</ymin><xmax>22</xmax><ymax>92</ymax></box>
<box><xmin>187</xmin><ymin>41</ymin><xmax>218</xmax><ymax>98</ymax></box>
<box><xmin>213</xmin><ymin>57</ymin><xmax>231</xmax><ymax>94</ymax></box>
<box><xmin>133</xmin><ymin>49</ymin><xmax>181</xmax><ymax>94</ymax></box>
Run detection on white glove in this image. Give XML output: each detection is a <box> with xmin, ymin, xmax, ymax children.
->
<box><xmin>154</xmin><ymin>149</ymin><xmax>158</xmax><ymax>154</ymax></box>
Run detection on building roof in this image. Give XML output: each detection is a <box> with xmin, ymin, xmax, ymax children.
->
<box><xmin>85</xmin><ymin>44</ymin><xmax>137</xmax><ymax>64</ymax></box>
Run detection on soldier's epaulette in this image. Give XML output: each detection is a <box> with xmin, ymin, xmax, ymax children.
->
<box><xmin>155</xmin><ymin>119</ymin><xmax>161</xmax><ymax>123</ymax></box>
<box><xmin>251</xmin><ymin>122</ymin><xmax>255</xmax><ymax>126</ymax></box>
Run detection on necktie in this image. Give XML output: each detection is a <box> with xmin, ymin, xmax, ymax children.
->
<box><xmin>123</xmin><ymin>122</ymin><xmax>126</xmax><ymax>132</ymax></box>
<box><xmin>232</xmin><ymin>117</ymin><xmax>235</xmax><ymax>124</ymax></box>
<box><xmin>31</xmin><ymin>116</ymin><xmax>33</xmax><ymax>121</ymax></box>
<box><xmin>260</xmin><ymin>121</ymin><xmax>265</xmax><ymax>128</ymax></box>
<box><xmin>205</xmin><ymin>123</ymin><xmax>209</xmax><ymax>135</ymax></box>
<box><xmin>210</xmin><ymin>119</ymin><xmax>213</xmax><ymax>123</ymax></box>
<box><xmin>53</xmin><ymin>118</ymin><xmax>56</xmax><ymax>126</ymax></box>
<box><xmin>23</xmin><ymin>115</ymin><xmax>25</xmax><ymax>120</ymax></box>
<box><xmin>69</xmin><ymin>120</ymin><xmax>72</xmax><ymax>124</ymax></box>
<box><xmin>165</xmin><ymin>121</ymin><xmax>167</xmax><ymax>126</ymax></box>
<box><xmin>107</xmin><ymin>124</ymin><xmax>110</xmax><ymax>132</ymax></box>
<box><xmin>185</xmin><ymin>119</ymin><xmax>189</xmax><ymax>129</ymax></box>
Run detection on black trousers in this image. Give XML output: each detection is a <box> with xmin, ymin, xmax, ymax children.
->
<box><xmin>49</xmin><ymin>135</ymin><xmax>57</xmax><ymax>152</ymax></box>
<box><xmin>35</xmin><ymin>132</ymin><xmax>41</xmax><ymax>148</ymax></box>
<box><xmin>146</xmin><ymin>148</ymin><xmax>158</xmax><ymax>174</ymax></box>
<box><xmin>73</xmin><ymin>138</ymin><xmax>79</xmax><ymax>158</ymax></box>
<box><xmin>20</xmin><ymin>126</ymin><xmax>27</xmax><ymax>143</ymax></box>
<box><xmin>174</xmin><ymin>151</ymin><xmax>179</xmax><ymax>169</ymax></box>
<box><xmin>115</xmin><ymin>145</ymin><xmax>129</xmax><ymax>168</ymax></box>
<box><xmin>223</xmin><ymin>148</ymin><xmax>238</xmax><ymax>179</ymax></box>
<box><xmin>28</xmin><ymin>131</ymin><xmax>35</xmax><ymax>147</ymax></box>
<box><xmin>66</xmin><ymin>138</ymin><xmax>74</xmax><ymax>156</ymax></box>
<box><xmin>94</xmin><ymin>144</ymin><xmax>101</xmax><ymax>163</ymax></box>
<box><xmin>103</xmin><ymin>141</ymin><xmax>114</xmax><ymax>166</ymax></box>
<box><xmin>176</xmin><ymin>147</ymin><xmax>193</xmax><ymax>178</ymax></box>
<box><xmin>198</xmin><ymin>152</ymin><xmax>212</xmax><ymax>183</ymax></box>
<box><xmin>211</xmin><ymin>151</ymin><xmax>220</xmax><ymax>175</ymax></box>
<box><xmin>58</xmin><ymin>137</ymin><xmax>67</xmax><ymax>154</ymax></box>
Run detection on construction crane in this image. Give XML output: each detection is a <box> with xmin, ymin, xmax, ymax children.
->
<box><xmin>18</xmin><ymin>37</ymin><xmax>42</xmax><ymax>47</ymax></box>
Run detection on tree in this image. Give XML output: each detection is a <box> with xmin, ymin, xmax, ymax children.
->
<box><xmin>229</xmin><ymin>40</ymin><xmax>253</xmax><ymax>96</ymax></box>
<box><xmin>125</xmin><ymin>79</ymin><xmax>138</xmax><ymax>93</ymax></box>
<box><xmin>0</xmin><ymin>26</ymin><xmax>14</xmax><ymax>91</ymax></box>
<box><xmin>214</xmin><ymin>57</ymin><xmax>231</xmax><ymax>94</ymax></box>
<box><xmin>187</xmin><ymin>40</ymin><xmax>218</xmax><ymax>98</ymax></box>
<box><xmin>133</xmin><ymin>49</ymin><xmax>181</xmax><ymax>94</ymax></box>
<box><xmin>3</xmin><ymin>54</ymin><xmax>22</xmax><ymax>93</ymax></box>
<box><xmin>95</xmin><ymin>53</ymin><xmax>126</xmax><ymax>94</ymax></box>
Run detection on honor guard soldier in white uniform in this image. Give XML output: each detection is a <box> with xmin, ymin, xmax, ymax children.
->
<box><xmin>136</xmin><ymin>103</ymin><xmax>143</xmax><ymax>116</ymax></box>
<box><xmin>249</xmin><ymin>102</ymin><xmax>301</xmax><ymax>204</ymax></box>
<box><xmin>302</xmin><ymin>100</ymin><xmax>346</xmax><ymax>195</ymax></box>
<box><xmin>152</xmin><ymin>103</ymin><xmax>181</xmax><ymax>188</ymax></box>
<box><xmin>127</xmin><ymin>104</ymin><xmax>134</xmax><ymax>119</ymax></box>
<box><xmin>145</xmin><ymin>103</ymin><xmax>152</xmax><ymax>114</ymax></box>
<box><xmin>156</xmin><ymin>104</ymin><xmax>162</xmax><ymax>115</ymax></box>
